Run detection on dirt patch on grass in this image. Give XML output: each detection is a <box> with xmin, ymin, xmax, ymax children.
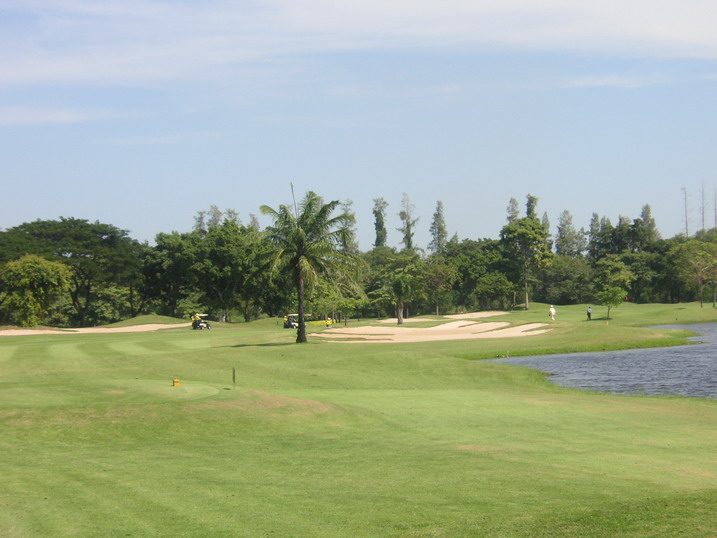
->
<box><xmin>315</xmin><ymin>320</ymin><xmax>550</xmax><ymax>343</ymax></box>
<box><xmin>0</xmin><ymin>323</ymin><xmax>190</xmax><ymax>337</ymax></box>
<box><xmin>198</xmin><ymin>390</ymin><xmax>333</xmax><ymax>417</ymax></box>
<box><xmin>1</xmin><ymin>405</ymin><xmax>163</xmax><ymax>428</ymax></box>
<box><xmin>456</xmin><ymin>444</ymin><xmax>504</xmax><ymax>454</ymax></box>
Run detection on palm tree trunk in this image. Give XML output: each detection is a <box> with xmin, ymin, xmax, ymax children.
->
<box><xmin>296</xmin><ymin>271</ymin><xmax>307</xmax><ymax>343</ymax></box>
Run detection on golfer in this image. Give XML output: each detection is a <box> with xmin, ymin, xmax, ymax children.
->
<box><xmin>548</xmin><ymin>305</ymin><xmax>556</xmax><ymax>321</ymax></box>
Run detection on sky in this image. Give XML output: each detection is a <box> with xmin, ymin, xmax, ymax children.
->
<box><xmin>1</xmin><ymin>1</ymin><xmax>716</xmax><ymax>249</ymax></box>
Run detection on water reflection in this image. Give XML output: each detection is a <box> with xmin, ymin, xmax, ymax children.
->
<box><xmin>495</xmin><ymin>323</ymin><xmax>717</xmax><ymax>398</ymax></box>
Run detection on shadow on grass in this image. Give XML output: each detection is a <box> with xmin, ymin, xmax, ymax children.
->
<box><xmin>222</xmin><ymin>342</ymin><xmax>296</xmax><ymax>349</ymax></box>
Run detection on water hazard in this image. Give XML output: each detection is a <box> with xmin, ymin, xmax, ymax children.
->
<box><xmin>495</xmin><ymin>323</ymin><xmax>717</xmax><ymax>398</ymax></box>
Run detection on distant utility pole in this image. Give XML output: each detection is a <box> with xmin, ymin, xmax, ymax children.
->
<box><xmin>682</xmin><ymin>187</ymin><xmax>689</xmax><ymax>237</ymax></box>
<box><xmin>700</xmin><ymin>183</ymin><xmax>706</xmax><ymax>232</ymax></box>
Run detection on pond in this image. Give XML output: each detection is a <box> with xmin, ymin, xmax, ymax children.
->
<box><xmin>495</xmin><ymin>323</ymin><xmax>717</xmax><ymax>398</ymax></box>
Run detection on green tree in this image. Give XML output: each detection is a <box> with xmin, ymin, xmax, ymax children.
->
<box><xmin>428</xmin><ymin>201</ymin><xmax>448</xmax><ymax>255</ymax></box>
<box><xmin>506</xmin><ymin>198</ymin><xmax>520</xmax><ymax>223</ymax></box>
<box><xmin>192</xmin><ymin>221</ymin><xmax>268</xmax><ymax>322</ymax></box>
<box><xmin>541</xmin><ymin>212</ymin><xmax>553</xmax><ymax>251</ymax></box>
<box><xmin>612</xmin><ymin>215</ymin><xmax>632</xmax><ymax>253</ymax></box>
<box><xmin>0</xmin><ymin>255</ymin><xmax>71</xmax><ymax>326</ymax></box>
<box><xmin>629</xmin><ymin>204</ymin><xmax>660</xmax><ymax>251</ymax></box>
<box><xmin>526</xmin><ymin>194</ymin><xmax>539</xmax><ymax>219</ymax></box>
<box><xmin>1</xmin><ymin>218</ymin><xmax>142</xmax><ymax>326</ymax></box>
<box><xmin>390</xmin><ymin>266</ymin><xmax>423</xmax><ymax>324</ymax></box>
<box><xmin>261</xmin><ymin>191</ymin><xmax>352</xmax><ymax>343</ymax></box>
<box><xmin>536</xmin><ymin>255</ymin><xmax>592</xmax><ymax>305</ymax></box>
<box><xmin>555</xmin><ymin>210</ymin><xmax>586</xmax><ymax>257</ymax></box>
<box><xmin>338</xmin><ymin>200</ymin><xmax>359</xmax><ymax>253</ymax></box>
<box><xmin>423</xmin><ymin>257</ymin><xmax>457</xmax><ymax>315</ymax></box>
<box><xmin>594</xmin><ymin>255</ymin><xmax>634</xmax><ymax>318</ymax></box>
<box><xmin>669</xmin><ymin>240</ymin><xmax>717</xmax><ymax>308</ymax></box>
<box><xmin>619</xmin><ymin>251</ymin><xmax>660</xmax><ymax>303</ymax></box>
<box><xmin>595</xmin><ymin>286</ymin><xmax>628</xmax><ymax>320</ymax></box>
<box><xmin>397</xmin><ymin>193</ymin><xmax>419</xmax><ymax>252</ymax></box>
<box><xmin>443</xmin><ymin>238</ymin><xmax>506</xmax><ymax>309</ymax></box>
<box><xmin>587</xmin><ymin>213</ymin><xmax>601</xmax><ymax>261</ymax></box>
<box><xmin>143</xmin><ymin>232</ymin><xmax>197</xmax><ymax>317</ymax></box>
<box><xmin>372</xmin><ymin>198</ymin><xmax>389</xmax><ymax>248</ymax></box>
<box><xmin>472</xmin><ymin>272</ymin><xmax>514</xmax><ymax>310</ymax></box>
<box><xmin>500</xmin><ymin>216</ymin><xmax>552</xmax><ymax>309</ymax></box>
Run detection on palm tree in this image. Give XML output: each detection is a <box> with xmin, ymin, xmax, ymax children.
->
<box><xmin>261</xmin><ymin>191</ymin><xmax>352</xmax><ymax>343</ymax></box>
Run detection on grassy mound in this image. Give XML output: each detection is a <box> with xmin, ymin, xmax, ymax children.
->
<box><xmin>100</xmin><ymin>314</ymin><xmax>188</xmax><ymax>327</ymax></box>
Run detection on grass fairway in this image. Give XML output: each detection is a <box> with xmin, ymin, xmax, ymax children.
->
<box><xmin>1</xmin><ymin>305</ymin><xmax>716</xmax><ymax>536</ymax></box>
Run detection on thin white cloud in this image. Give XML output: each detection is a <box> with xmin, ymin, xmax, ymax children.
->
<box><xmin>110</xmin><ymin>130</ymin><xmax>226</xmax><ymax>146</ymax></box>
<box><xmin>563</xmin><ymin>74</ymin><xmax>670</xmax><ymax>89</ymax></box>
<box><xmin>1</xmin><ymin>1</ymin><xmax>716</xmax><ymax>88</ymax></box>
<box><xmin>0</xmin><ymin>106</ymin><xmax>113</xmax><ymax>126</ymax></box>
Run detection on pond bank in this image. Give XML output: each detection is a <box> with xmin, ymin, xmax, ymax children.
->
<box><xmin>494</xmin><ymin>323</ymin><xmax>717</xmax><ymax>398</ymax></box>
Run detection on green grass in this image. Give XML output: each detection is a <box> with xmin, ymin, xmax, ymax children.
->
<box><xmin>0</xmin><ymin>303</ymin><xmax>715</xmax><ymax>536</ymax></box>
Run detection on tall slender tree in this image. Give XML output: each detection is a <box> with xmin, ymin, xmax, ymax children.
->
<box><xmin>587</xmin><ymin>213</ymin><xmax>601</xmax><ymax>261</ymax></box>
<box><xmin>633</xmin><ymin>204</ymin><xmax>660</xmax><ymax>248</ymax></box>
<box><xmin>428</xmin><ymin>201</ymin><xmax>448</xmax><ymax>254</ymax></box>
<box><xmin>541</xmin><ymin>212</ymin><xmax>553</xmax><ymax>251</ymax></box>
<box><xmin>338</xmin><ymin>200</ymin><xmax>359</xmax><ymax>253</ymax></box>
<box><xmin>555</xmin><ymin>210</ymin><xmax>586</xmax><ymax>257</ymax></box>
<box><xmin>526</xmin><ymin>194</ymin><xmax>539</xmax><ymax>219</ymax></box>
<box><xmin>261</xmin><ymin>191</ymin><xmax>351</xmax><ymax>343</ymax></box>
<box><xmin>506</xmin><ymin>198</ymin><xmax>520</xmax><ymax>223</ymax></box>
<box><xmin>372</xmin><ymin>198</ymin><xmax>389</xmax><ymax>248</ymax></box>
<box><xmin>398</xmin><ymin>193</ymin><xmax>419</xmax><ymax>251</ymax></box>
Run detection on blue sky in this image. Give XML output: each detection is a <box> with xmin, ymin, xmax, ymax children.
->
<box><xmin>1</xmin><ymin>1</ymin><xmax>716</xmax><ymax>248</ymax></box>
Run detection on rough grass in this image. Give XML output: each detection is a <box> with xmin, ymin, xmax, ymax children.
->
<box><xmin>0</xmin><ymin>303</ymin><xmax>715</xmax><ymax>536</ymax></box>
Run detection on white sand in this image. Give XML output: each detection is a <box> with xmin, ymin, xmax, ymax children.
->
<box><xmin>0</xmin><ymin>323</ymin><xmax>190</xmax><ymax>337</ymax></box>
<box><xmin>442</xmin><ymin>311</ymin><xmax>508</xmax><ymax>320</ymax></box>
<box><xmin>315</xmin><ymin>320</ymin><xmax>549</xmax><ymax>343</ymax></box>
<box><xmin>377</xmin><ymin>317</ymin><xmax>436</xmax><ymax>324</ymax></box>
<box><xmin>378</xmin><ymin>312</ymin><xmax>508</xmax><ymax>324</ymax></box>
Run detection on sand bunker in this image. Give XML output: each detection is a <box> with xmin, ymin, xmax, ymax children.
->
<box><xmin>442</xmin><ymin>311</ymin><xmax>508</xmax><ymax>320</ymax></box>
<box><xmin>378</xmin><ymin>312</ymin><xmax>507</xmax><ymax>325</ymax></box>
<box><xmin>378</xmin><ymin>317</ymin><xmax>436</xmax><ymax>324</ymax></box>
<box><xmin>315</xmin><ymin>320</ymin><xmax>550</xmax><ymax>343</ymax></box>
<box><xmin>0</xmin><ymin>323</ymin><xmax>190</xmax><ymax>337</ymax></box>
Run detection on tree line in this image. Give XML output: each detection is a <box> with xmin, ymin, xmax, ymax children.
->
<box><xmin>1</xmin><ymin>193</ymin><xmax>715</xmax><ymax>332</ymax></box>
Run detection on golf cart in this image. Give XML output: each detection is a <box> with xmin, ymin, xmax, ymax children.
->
<box><xmin>283</xmin><ymin>314</ymin><xmax>299</xmax><ymax>329</ymax></box>
<box><xmin>191</xmin><ymin>313</ymin><xmax>211</xmax><ymax>330</ymax></box>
